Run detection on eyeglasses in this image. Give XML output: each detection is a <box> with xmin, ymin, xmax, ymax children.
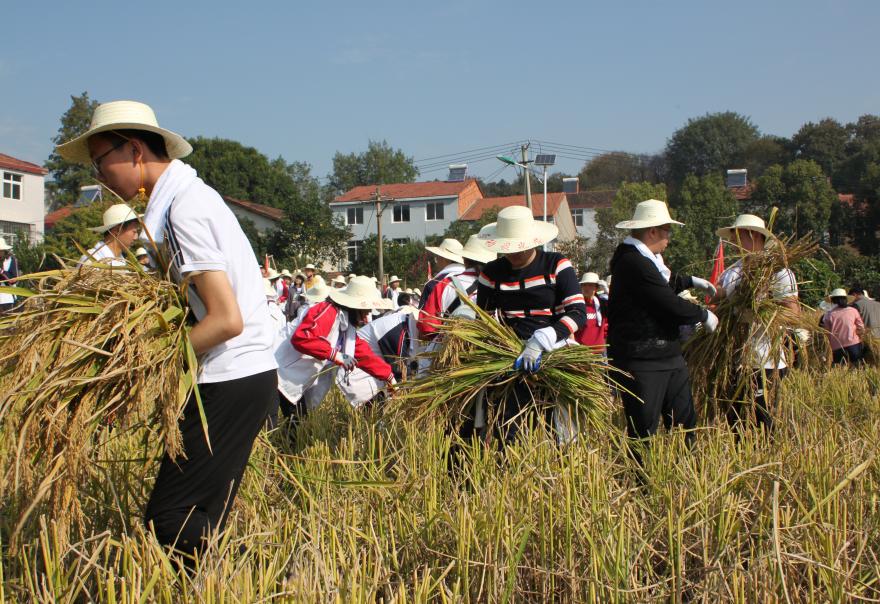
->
<box><xmin>91</xmin><ymin>137</ymin><xmax>129</xmax><ymax>178</ymax></box>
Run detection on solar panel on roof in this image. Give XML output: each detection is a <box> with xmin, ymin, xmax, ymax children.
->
<box><xmin>534</xmin><ymin>154</ymin><xmax>556</xmax><ymax>166</ymax></box>
<box><xmin>447</xmin><ymin>164</ymin><xmax>468</xmax><ymax>182</ymax></box>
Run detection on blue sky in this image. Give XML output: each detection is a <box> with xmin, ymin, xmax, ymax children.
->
<box><xmin>2</xmin><ymin>0</ymin><xmax>877</xmax><ymax>184</ymax></box>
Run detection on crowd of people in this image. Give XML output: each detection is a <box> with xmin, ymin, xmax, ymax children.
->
<box><xmin>0</xmin><ymin>98</ymin><xmax>873</xmax><ymax>557</ymax></box>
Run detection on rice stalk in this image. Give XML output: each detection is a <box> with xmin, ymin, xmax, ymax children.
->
<box><xmin>386</xmin><ymin>294</ymin><xmax>618</xmax><ymax>436</ymax></box>
<box><xmin>0</xmin><ymin>261</ymin><xmax>197</xmax><ymax>544</ymax></box>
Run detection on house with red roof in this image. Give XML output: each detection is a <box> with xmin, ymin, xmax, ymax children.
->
<box><xmin>0</xmin><ymin>152</ymin><xmax>47</xmax><ymax>242</ymax></box>
<box><xmin>331</xmin><ymin>178</ymin><xmax>483</xmax><ymax>264</ymax></box>
<box><xmin>460</xmin><ymin>192</ymin><xmax>578</xmax><ymax>242</ymax></box>
<box><xmin>223</xmin><ymin>196</ymin><xmax>284</xmax><ymax>233</ymax></box>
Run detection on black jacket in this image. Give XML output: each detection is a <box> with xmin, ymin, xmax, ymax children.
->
<box><xmin>606</xmin><ymin>243</ymin><xmax>707</xmax><ymax>366</ymax></box>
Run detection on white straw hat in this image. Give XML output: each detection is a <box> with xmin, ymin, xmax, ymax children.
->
<box><xmin>329</xmin><ymin>275</ymin><xmax>385</xmax><ymax>309</ymax></box>
<box><xmin>55</xmin><ymin>100</ymin><xmax>192</xmax><ymax>165</ymax></box>
<box><xmin>376</xmin><ymin>298</ymin><xmax>395</xmax><ymax>310</ymax></box>
<box><xmin>332</xmin><ymin>275</ymin><xmax>347</xmax><ymax>286</ymax></box>
<box><xmin>304</xmin><ymin>276</ymin><xmax>331</xmax><ymax>303</ymax></box>
<box><xmin>579</xmin><ymin>272</ymin><xmax>600</xmax><ymax>285</ymax></box>
<box><xmin>459</xmin><ymin>234</ymin><xmax>497</xmax><ymax>263</ymax></box>
<box><xmin>0</xmin><ymin>237</ymin><xmax>13</xmax><ymax>251</ymax></box>
<box><xmin>597</xmin><ymin>279</ymin><xmax>608</xmax><ymax>292</ymax></box>
<box><xmin>615</xmin><ymin>199</ymin><xmax>683</xmax><ymax>230</ymax></box>
<box><xmin>134</xmin><ymin>246</ymin><xmax>148</xmax><ymax>257</ymax></box>
<box><xmin>716</xmin><ymin>214</ymin><xmax>773</xmax><ymax>242</ymax></box>
<box><xmin>388</xmin><ymin>275</ymin><xmax>401</xmax><ymax>283</ymax></box>
<box><xmin>425</xmin><ymin>238</ymin><xmax>465</xmax><ymax>263</ymax></box>
<box><xmin>829</xmin><ymin>288</ymin><xmax>848</xmax><ymax>298</ymax></box>
<box><xmin>280</xmin><ymin>269</ymin><xmax>292</xmax><ymax>278</ymax></box>
<box><xmin>404</xmin><ymin>287</ymin><xmax>413</xmax><ymax>294</ymax></box>
<box><xmin>266</xmin><ymin>268</ymin><xmax>280</xmax><ymax>280</ymax></box>
<box><xmin>477</xmin><ymin>206</ymin><xmax>558</xmax><ymax>252</ymax></box>
<box><xmin>413</xmin><ymin>288</ymin><xmax>421</xmax><ymax>296</ymax></box>
<box><xmin>89</xmin><ymin>203</ymin><xmax>142</xmax><ymax>233</ymax></box>
<box><xmin>304</xmin><ymin>263</ymin><xmax>316</xmax><ymax>270</ymax></box>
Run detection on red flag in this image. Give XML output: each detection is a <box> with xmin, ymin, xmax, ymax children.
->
<box><xmin>708</xmin><ymin>238</ymin><xmax>725</xmax><ymax>303</ymax></box>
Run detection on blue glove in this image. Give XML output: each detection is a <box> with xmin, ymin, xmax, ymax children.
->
<box><xmin>514</xmin><ymin>341</ymin><xmax>544</xmax><ymax>373</ymax></box>
<box><xmin>332</xmin><ymin>351</ymin><xmax>357</xmax><ymax>371</ymax></box>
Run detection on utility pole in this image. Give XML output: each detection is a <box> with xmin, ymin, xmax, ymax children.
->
<box><xmin>521</xmin><ymin>144</ymin><xmax>533</xmax><ymax>210</ymax></box>
<box><xmin>369</xmin><ymin>186</ymin><xmax>394</xmax><ymax>284</ymax></box>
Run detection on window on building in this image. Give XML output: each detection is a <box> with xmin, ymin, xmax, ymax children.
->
<box><xmin>347</xmin><ymin>240</ymin><xmax>363</xmax><ymax>264</ymax></box>
<box><xmin>392</xmin><ymin>203</ymin><xmax>410</xmax><ymax>223</ymax></box>
<box><xmin>2</xmin><ymin>173</ymin><xmax>22</xmax><ymax>200</ymax></box>
<box><xmin>426</xmin><ymin>202</ymin><xmax>444</xmax><ymax>221</ymax></box>
<box><xmin>572</xmin><ymin>208</ymin><xmax>584</xmax><ymax>227</ymax></box>
<box><xmin>392</xmin><ymin>238</ymin><xmax>409</xmax><ymax>245</ymax></box>
<box><xmin>346</xmin><ymin>206</ymin><xmax>364</xmax><ymax>225</ymax></box>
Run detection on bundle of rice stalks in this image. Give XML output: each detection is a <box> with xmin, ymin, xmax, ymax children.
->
<box><xmin>0</xmin><ymin>262</ymin><xmax>198</xmax><ymax>543</ymax></box>
<box><xmin>386</xmin><ymin>296</ymin><xmax>618</xmax><ymax>437</ymax></box>
<box><xmin>684</xmin><ymin>235</ymin><xmax>825</xmax><ymax>418</ymax></box>
<box><xmin>861</xmin><ymin>330</ymin><xmax>880</xmax><ymax>367</ymax></box>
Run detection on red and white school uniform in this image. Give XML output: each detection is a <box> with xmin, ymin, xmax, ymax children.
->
<box><xmin>574</xmin><ymin>296</ymin><xmax>606</xmax><ymax>351</ymax></box>
<box><xmin>417</xmin><ymin>268</ymin><xmax>479</xmax><ymax>339</ymax></box>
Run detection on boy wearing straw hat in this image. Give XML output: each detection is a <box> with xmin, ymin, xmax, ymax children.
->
<box><xmin>607</xmin><ymin>199</ymin><xmax>718</xmax><ymax>454</ymax></box>
<box><xmin>77</xmin><ymin>203</ymin><xmax>142</xmax><ymax>267</ymax></box>
<box><xmin>0</xmin><ymin>237</ymin><xmax>19</xmax><ymax>313</ymax></box>
<box><xmin>476</xmin><ymin>206</ymin><xmax>586</xmax><ymax>443</ymax></box>
<box><xmin>420</xmin><ymin>238</ymin><xmax>466</xmax><ymax>309</ymax></box>
<box><xmin>384</xmin><ymin>275</ymin><xmax>403</xmax><ymax>308</ymax></box>
<box><xmin>57</xmin><ymin>100</ymin><xmax>278</xmax><ymax>556</ymax></box>
<box><xmin>715</xmin><ymin>214</ymin><xmax>801</xmax><ymax>431</ymax></box>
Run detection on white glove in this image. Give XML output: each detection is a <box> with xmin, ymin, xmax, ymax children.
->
<box><xmin>514</xmin><ymin>341</ymin><xmax>543</xmax><ymax>373</ymax></box>
<box><xmin>703</xmin><ymin>310</ymin><xmax>719</xmax><ymax>333</ymax></box>
<box><xmin>529</xmin><ymin>326</ymin><xmax>558</xmax><ymax>352</ymax></box>
<box><xmin>691</xmin><ymin>276</ymin><xmax>717</xmax><ymax>298</ymax></box>
<box><xmin>794</xmin><ymin>328</ymin><xmax>810</xmax><ymax>343</ymax></box>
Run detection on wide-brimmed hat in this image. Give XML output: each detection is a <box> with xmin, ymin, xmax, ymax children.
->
<box><xmin>615</xmin><ymin>199</ymin><xmax>683</xmax><ymax>230</ymax></box>
<box><xmin>404</xmin><ymin>287</ymin><xmax>414</xmax><ymax>294</ymax></box>
<box><xmin>425</xmin><ymin>238</ymin><xmax>465</xmax><ymax>263</ymax></box>
<box><xmin>0</xmin><ymin>237</ymin><xmax>13</xmax><ymax>251</ymax></box>
<box><xmin>134</xmin><ymin>246</ymin><xmax>149</xmax><ymax>257</ymax></box>
<box><xmin>579</xmin><ymin>272</ymin><xmax>600</xmax><ymax>285</ymax></box>
<box><xmin>478</xmin><ymin>206</ymin><xmax>558</xmax><ymax>252</ymax></box>
<box><xmin>280</xmin><ymin>269</ymin><xmax>292</xmax><ymax>278</ymax></box>
<box><xmin>388</xmin><ymin>275</ymin><xmax>401</xmax><ymax>284</ymax></box>
<box><xmin>332</xmin><ymin>275</ymin><xmax>347</xmax><ymax>286</ymax></box>
<box><xmin>329</xmin><ymin>275</ymin><xmax>384</xmax><ymax>310</ymax></box>
<box><xmin>89</xmin><ymin>204</ymin><xmax>142</xmax><ymax>233</ymax></box>
<box><xmin>304</xmin><ymin>263</ymin><xmax>316</xmax><ymax>271</ymax></box>
<box><xmin>597</xmin><ymin>279</ymin><xmax>608</xmax><ymax>292</ymax></box>
<box><xmin>266</xmin><ymin>268</ymin><xmax>280</xmax><ymax>280</ymax></box>
<box><xmin>55</xmin><ymin>100</ymin><xmax>192</xmax><ymax>165</ymax></box>
<box><xmin>716</xmin><ymin>214</ymin><xmax>774</xmax><ymax>243</ymax></box>
<box><xmin>413</xmin><ymin>288</ymin><xmax>421</xmax><ymax>296</ymax></box>
<box><xmin>304</xmin><ymin>276</ymin><xmax>331</xmax><ymax>303</ymax></box>
<box><xmin>829</xmin><ymin>288</ymin><xmax>848</xmax><ymax>299</ymax></box>
<box><xmin>376</xmin><ymin>298</ymin><xmax>394</xmax><ymax>310</ymax></box>
<box><xmin>460</xmin><ymin>234</ymin><xmax>497</xmax><ymax>263</ymax></box>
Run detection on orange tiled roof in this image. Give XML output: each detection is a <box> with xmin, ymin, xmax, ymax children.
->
<box><xmin>460</xmin><ymin>193</ymin><xmax>567</xmax><ymax>221</ymax></box>
<box><xmin>333</xmin><ymin>180</ymin><xmax>479</xmax><ymax>203</ymax></box>
<box><xmin>44</xmin><ymin>206</ymin><xmax>76</xmax><ymax>229</ymax></box>
<box><xmin>223</xmin><ymin>196</ymin><xmax>284</xmax><ymax>221</ymax></box>
<box><xmin>0</xmin><ymin>152</ymin><xmax>47</xmax><ymax>176</ymax></box>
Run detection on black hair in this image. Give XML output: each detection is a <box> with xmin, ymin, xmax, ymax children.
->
<box><xmin>397</xmin><ymin>293</ymin><xmax>411</xmax><ymax>307</ymax></box>
<box><xmin>99</xmin><ymin>129</ymin><xmax>169</xmax><ymax>159</ymax></box>
<box><xmin>848</xmin><ymin>285</ymin><xmax>863</xmax><ymax>296</ymax></box>
<box><xmin>833</xmin><ymin>296</ymin><xmax>849</xmax><ymax>308</ymax></box>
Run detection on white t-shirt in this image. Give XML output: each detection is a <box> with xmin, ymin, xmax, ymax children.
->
<box><xmin>77</xmin><ymin>241</ymin><xmax>126</xmax><ymax>267</ymax></box>
<box><xmin>718</xmin><ymin>260</ymin><xmax>798</xmax><ymax>369</ymax></box>
<box><xmin>0</xmin><ymin>256</ymin><xmax>15</xmax><ymax>304</ymax></box>
<box><xmin>148</xmin><ymin>161</ymin><xmax>277</xmax><ymax>384</ymax></box>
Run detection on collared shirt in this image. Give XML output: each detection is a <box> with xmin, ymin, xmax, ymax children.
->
<box><xmin>77</xmin><ymin>241</ymin><xmax>126</xmax><ymax>267</ymax></box>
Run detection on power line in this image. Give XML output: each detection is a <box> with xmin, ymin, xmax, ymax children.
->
<box><xmin>414</xmin><ymin>140</ymin><xmax>526</xmax><ymax>164</ymax></box>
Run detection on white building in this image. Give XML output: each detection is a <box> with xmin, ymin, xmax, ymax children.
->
<box><xmin>0</xmin><ymin>152</ymin><xmax>47</xmax><ymax>243</ymax></box>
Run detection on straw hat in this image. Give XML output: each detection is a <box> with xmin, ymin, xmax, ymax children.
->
<box><xmin>55</xmin><ymin>100</ymin><xmax>192</xmax><ymax>165</ymax></box>
<box><xmin>388</xmin><ymin>275</ymin><xmax>401</xmax><ymax>284</ymax></box>
<box><xmin>332</xmin><ymin>275</ymin><xmax>347</xmax><ymax>286</ymax></box>
<box><xmin>597</xmin><ymin>279</ymin><xmax>608</xmax><ymax>293</ymax></box>
<box><xmin>280</xmin><ymin>269</ymin><xmax>292</xmax><ymax>278</ymax></box>
<box><xmin>829</xmin><ymin>288</ymin><xmax>848</xmax><ymax>299</ymax></box>
<box><xmin>716</xmin><ymin>214</ymin><xmax>773</xmax><ymax>242</ymax></box>
<box><xmin>304</xmin><ymin>263</ymin><xmax>316</xmax><ymax>271</ymax></box>
<box><xmin>459</xmin><ymin>234</ymin><xmax>497</xmax><ymax>263</ymax></box>
<box><xmin>266</xmin><ymin>268</ymin><xmax>280</xmax><ymax>280</ymax></box>
<box><xmin>329</xmin><ymin>275</ymin><xmax>385</xmax><ymax>310</ymax></box>
<box><xmin>579</xmin><ymin>272</ymin><xmax>600</xmax><ymax>285</ymax></box>
<box><xmin>134</xmin><ymin>246</ymin><xmax>148</xmax><ymax>257</ymax></box>
<box><xmin>0</xmin><ymin>237</ymin><xmax>13</xmax><ymax>251</ymax></box>
<box><xmin>615</xmin><ymin>199</ymin><xmax>683</xmax><ymax>230</ymax></box>
<box><xmin>413</xmin><ymin>288</ymin><xmax>421</xmax><ymax>296</ymax></box>
<box><xmin>89</xmin><ymin>204</ymin><xmax>142</xmax><ymax>233</ymax></box>
<box><xmin>404</xmin><ymin>287</ymin><xmax>413</xmax><ymax>294</ymax></box>
<box><xmin>477</xmin><ymin>206</ymin><xmax>558</xmax><ymax>252</ymax></box>
<box><xmin>425</xmin><ymin>238</ymin><xmax>465</xmax><ymax>263</ymax></box>
<box><xmin>376</xmin><ymin>298</ymin><xmax>395</xmax><ymax>310</ymax></box>
<box><xmin>304</xmin><ymin>276</ymin><xmax>331</xmax><ymax>303</ymax></box>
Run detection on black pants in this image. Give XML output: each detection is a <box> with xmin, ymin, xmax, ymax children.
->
<box><xmin>0</xmin><ymin>302</ymin><xmax>14</xmax><ymax>313</ymax></box>
<box><xmin>727</xmin><ymin>368</ymin><xmax>787</xmax><ymax>433</ymax></box>
<box><xmin>833</xmin><ymin>343</ymin><xmax>863</xmax><ymax>366</ymax></box>
<box><xmin>144</xmin><ymin>369</ymin><xmax>277</xmax><ymax>555</ymax></box>
<box><xmin>616</xmin><ymin>365</ymin><xmax>697</xmax><ymax>445</ymax></box>
<box><xmin>495</xmin><ymin>380</ymin><xmax>554</xmax><ymax>445</ymax></box>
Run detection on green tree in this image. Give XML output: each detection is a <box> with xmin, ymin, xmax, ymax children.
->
<box><xmin>578</xmin><ymin>152</ymin><xmax>663</xmax><ymax>189</ymax></box>
<box><xmin>736</xmin><ymin>135</ymin><xmax>792</xmax><ymax>179</ymax></box>
<box><xmin>666</xmin><ymin>111</ymin><xmax>760</xmax><ymax>187</ymax></box>
<box><xmin>184</xmin><ymin>137</ymin><xmax>297</xmax><ymax>207</ymax></box>
<box><xmin>351</xmin><ymin>236</ymin><xmax>427</xmax><ymax>286</ymax></box>
<box><xmin>265</xmin><ymin>187</ymin><xmax>351</xmax><ymax>268</ymax></box>
<box><xmin>585</xmin><ymin>181</ymin><xmax>668</xmax><ymax>274</ymax></box>
<box><xmin>44</xmin><ymin>92</ymin><xmax>99</xmax><ymax>210</ymax></box>
<box><xmin>749</xmin><ymin>160</ymin><xmax>836</xmax><ymax>239</ymax></box>
<box><xmin>42</xmin><ymin>204</ymin><xmax>106</xmax><ymax>267</ymax></box>
<box><xmin>665</xmin><ymin>174</ymin><xmax>738</xmax><ymax>274</ymax></box>
<box><xmin>328</xmin><ymin>140</ymin><xmax>418</xmax><ymax>198</ymax></box>
<box><xmin>838</xmin><ymin>115</ymin><xmax>880</xmax><ymax>252</ymax></box>
<box><xmin>791</xmin><ymin>118</ymin><xmax>849</xmax><ymax>183</ymax></box>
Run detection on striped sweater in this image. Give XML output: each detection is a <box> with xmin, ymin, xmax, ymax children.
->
<box><xmin>476</xmin><ymin>249</ymin><xmax>586</xmax><ymax>341</ymax></box>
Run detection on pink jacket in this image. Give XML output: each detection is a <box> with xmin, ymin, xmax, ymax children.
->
<box><xmin>822</xmin><ymin>306</ymin><xmax>864</xmax><ymax>350</ymax></box>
